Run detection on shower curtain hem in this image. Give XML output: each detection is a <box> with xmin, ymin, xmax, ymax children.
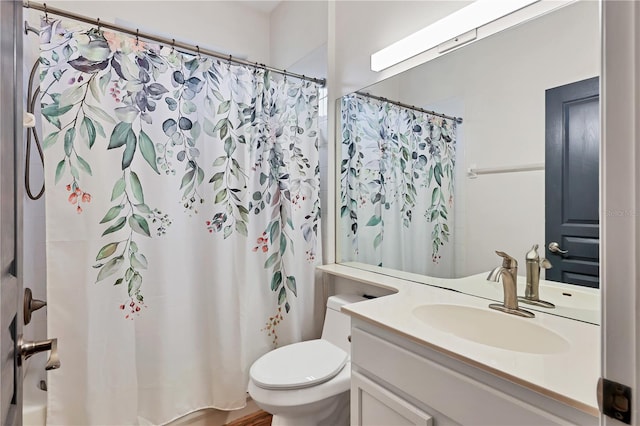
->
<box><xmin>155</xmin><ymin>402</ymin><xmax>249</xmax><ymax>426</ymax></box>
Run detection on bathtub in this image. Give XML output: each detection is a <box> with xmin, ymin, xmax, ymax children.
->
<box><xmin>23</xmin><ymin>361</ymin><xmax>47</xmax><ymax>426</ymax></box>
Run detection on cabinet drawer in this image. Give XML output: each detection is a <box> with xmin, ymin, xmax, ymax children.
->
<box><xmin>351</xmin><ymin>326</ymin><xmax>574</xmax><ymax>426</ymax></box>
<box><xmin>352</xmin><ymin>371</ymin><xmax>433</xmax><ymax>426</ymax></box>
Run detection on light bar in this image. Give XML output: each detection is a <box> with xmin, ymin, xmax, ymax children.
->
<box><xmin>371</xmin><ymin>0</ymin><xmax>540</xmax><ymax>72</ymax></box>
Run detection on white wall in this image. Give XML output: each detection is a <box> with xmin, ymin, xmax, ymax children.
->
<box><xmin>269</xmin><ymin>1</ymin><xmax>327</xmax><ymax>71</ymax></box>
<box><xmin>37</xmin><ymin>1</ymin><xmax>271</xmax><ymax>63</ymax></box>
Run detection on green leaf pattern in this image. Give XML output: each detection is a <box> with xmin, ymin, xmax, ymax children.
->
<box><xmin>39</xmin><ymin>20</ymin><xmax>321</xmax><ymax>327</ymax></box>
<box><xmin>340</xmin><ymin>93</ymin><xmax>456</xmax><ymax>264</ymax></box>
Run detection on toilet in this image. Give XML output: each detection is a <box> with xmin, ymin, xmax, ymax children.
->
<box><xmin>248</xmin><ymin>294</ymin><xmax>366</xmax><ymax>426</ymax></box>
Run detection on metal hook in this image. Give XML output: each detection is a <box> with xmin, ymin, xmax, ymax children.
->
<box><xmin>196</xmin><ymin>45</ymin><xmax>200</xmax><ymax>59</ymax></box>
<box><xmin>24</xmin><ymin>20</ymin><xmax>39</xmax><ymax>36</ymax></box>
<box><xmin>96</xmin><ymin>18</ymin><xmax>101</xmax><ymax>31</ymax></box>
<box><xmin>135</xmin><ymin>29</ymin><xmax>139</xmax><ymax>45</ymax></box>
<box><xmin>43</xmin><ymin>3</ymin><xmax>49</xmax><ymax>23</ymax></box>
<box><xmin>171</xmin><ymin>38</ymin><xmax>175</xmax><ymax>53</ymax></box>
<box><xmin>283</xmin><ymin>70</ymin><xmax>287</xmax><ymax>83</ymax></box>
<box><xmin>227</xmin><ymin>54</ymin><xmax>232</xmax><ymax>69</ymax></box>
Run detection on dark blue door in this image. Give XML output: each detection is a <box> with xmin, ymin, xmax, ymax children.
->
<box><xmin>545</xmin><ymin>77</ymin><xmax>599</xmax><ymax>288</ymax></box>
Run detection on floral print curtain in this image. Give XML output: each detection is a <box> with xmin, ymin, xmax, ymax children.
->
<box><xmin>340</xmin><ymin>93</ymin><xmax>456</xmax><ymax>276</ymax></box>
<box><xmin>38</xmin><ymin>19</ymin><xmax>321</xmax><ymax>425</ymax></box>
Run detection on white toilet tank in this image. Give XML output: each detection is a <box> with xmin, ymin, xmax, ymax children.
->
<box><xmin>321</xmin><ymin>294</ymin><xmax>367</xmax><ymax>354</ymax></box>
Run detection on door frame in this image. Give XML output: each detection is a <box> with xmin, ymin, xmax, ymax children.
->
<box><xmin>602</xmin><ymin>1</ymin><xmax>639</xmax><ymax>424</ymax></box>
<box><xmin>0</xmin><ymin>1</ymin><xmax>24</xmax><ymax>424</ymax></box>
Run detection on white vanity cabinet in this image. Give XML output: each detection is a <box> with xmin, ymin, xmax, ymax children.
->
<box><xmin>350</xmin><ymin>319</ymin><xmax>598</xmax><ymax>426</ymax></box>
<box><xmin>352</xmin><ymin>371</ymin><xmax>436</xmax><ymax>426</ymax></box>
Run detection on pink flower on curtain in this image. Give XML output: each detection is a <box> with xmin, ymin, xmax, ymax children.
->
<box><xmin>104</xmin><ymin>30</ymin><xmax>146</xmax><ymax>53</ymax></box>
<box><xmin>66</xmin><ymin>184</ymin><xmax>91</xmax><ymax>214</ymax></box>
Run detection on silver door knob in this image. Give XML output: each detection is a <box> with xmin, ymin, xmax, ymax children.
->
<box><xmin>548</xmin><ymin>242</ymin><xmax>568</xmax><ymax>255</ymax></box>
<box><xmin>18</xmin><ymin>336</ymin><xmax>60</xmax><ymax>370</ymax></box>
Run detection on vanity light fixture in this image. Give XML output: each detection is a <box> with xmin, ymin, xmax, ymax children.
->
<box><xmin>371</xmin><ymin>0</ymin><xmax>554</xmax><ymax>72</ymax></box>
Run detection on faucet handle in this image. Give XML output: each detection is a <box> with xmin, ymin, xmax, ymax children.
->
<box><xmin>495</xmin><ymin>251</ymin><xmax>517</xmax><ymax>268</ymax></box>
<box><xmin>525</xmin><ymin>244</ymin><xmax>540</xmax><ymax>261</ymax></box>
<box><xmin>539</xmin><ymin>258</ymin><xmax>552</xmax><ymax>269</ymax></box>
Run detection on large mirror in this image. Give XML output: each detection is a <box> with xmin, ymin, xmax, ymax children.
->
<box><xmin>337</xmin><ymin>0</ymin><xmax>600</xmax><ymax>324</ymax></box>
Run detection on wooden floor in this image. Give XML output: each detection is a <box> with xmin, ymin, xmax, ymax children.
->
<box><xmin>224</xmin><ymin>410</ymin><xmax>272</xmax><ymax>426</ymax></box>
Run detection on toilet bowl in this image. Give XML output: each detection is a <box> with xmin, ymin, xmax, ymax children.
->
<box><xmin>248</xmin><ymin>294</ymin><xmax>366</xmax><ymax>426</ymax></box>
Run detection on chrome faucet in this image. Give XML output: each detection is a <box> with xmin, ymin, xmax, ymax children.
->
<box><xmin>519</xmin><ymin>244</ymin><xmax>555</xmax><ymax>308</ymax></box>
<box><xmin>486</xmin><ymin>251</ymin><xmax>534</xmax><ymax>318</ymax></box>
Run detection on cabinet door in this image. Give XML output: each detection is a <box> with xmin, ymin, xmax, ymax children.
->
<box><xmin>352</xmin><ymin>371</ymin><xmax>433</xmax><ymax>426</ymax></box>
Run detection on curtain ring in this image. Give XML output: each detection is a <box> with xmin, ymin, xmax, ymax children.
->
<box><xmin>96</xmin><ymin>18</ymin><xmax>101</xmax><ymax>31</ymax></box>
<box><xmin>227</xmin><ymin>54</ymin><xmax>232</xmax><ymax>69</ymax></box>
<box><xmin>135</xmin><ymin>29</ymin><xmax>139</xmax><ymax>46</ymax></box>
<box><xmin>171</xmin><ymin>38</ymin><xmax>175</xmax><ymax>53</ymax></box>
<box><xmin>43</xmin><ymin>3</ymin><xmax>49</xmax><ymax>23</ymax></box>
<box><xmin>196</xmin><ymin>45</ymin><xmax>200</xmax><ymax>59</ymax></box>
<box><xmin>283</xmin><ymin>70</ymin><xmax>287</xmax><ymax>83</ymax></box>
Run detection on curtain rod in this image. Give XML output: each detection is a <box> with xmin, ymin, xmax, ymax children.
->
<box><xmin>22</xmin><ymin>1</ymin><xmax>326</xmax><ymax>87</ymax></box>
<box><xmin>467</xmin><ymin>163</ymin><xmax>544</xmax><ymax>179</ymax></box>
<box><xmin>354</xmin><ymin>91</ymin><xmax>463</xmax><ymax>124</ymax></box>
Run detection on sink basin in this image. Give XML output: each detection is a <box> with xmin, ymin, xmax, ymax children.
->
<box><xmin>412</xmin><ymin>304</ymin><xmax>570</xmax><ymax>354</ymax></box>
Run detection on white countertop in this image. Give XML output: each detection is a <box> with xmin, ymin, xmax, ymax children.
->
<box><xmin>339</xmin><ymin>261</ymin><xmax>600</xmax><ymax>325</ymax></box>
<box><xmin>318</xmin><ymin>263</ymin><xmax>600</xmax><ymax>417</ymax></box>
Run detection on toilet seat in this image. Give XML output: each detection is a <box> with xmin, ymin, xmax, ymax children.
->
<box><xmin>250</xmin><ymin>339</ymin><xmax>348</xmax><ymax>390</ymax></box>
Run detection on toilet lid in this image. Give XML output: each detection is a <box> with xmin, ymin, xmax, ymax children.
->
<box><xmin>250</xmin><ymin>339</ymin><xmax>348</xmax><ymax>390</ymax></box>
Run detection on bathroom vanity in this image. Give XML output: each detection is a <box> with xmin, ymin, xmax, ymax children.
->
<box><xmin>318</xmin><ymin>264</ymin><xmax>600</xmax><ymax>426</ymax></box>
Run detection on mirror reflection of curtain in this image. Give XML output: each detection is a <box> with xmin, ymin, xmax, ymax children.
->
<box><xmin>340</xmin><ymin>93</ymin><xmax>456</xmax><ymax>277</ymax></box>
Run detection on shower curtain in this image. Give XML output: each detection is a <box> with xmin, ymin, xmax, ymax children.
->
<box><xmin>38</xmin><ymin>19</ymin><xmax>321</xmax><ymax>425</ymax></box>
<box><xmin>340</xmin><ymin>93</ymin><xmax>456</xmax><ymax>276</ymax></box>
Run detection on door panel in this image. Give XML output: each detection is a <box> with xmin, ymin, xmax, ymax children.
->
<box><xmin>564</xmin><ymin>99</ymin><xmax>600</xmax><ymax>223</ymax></box>
<box><xmin>545</xmin><ymin>77</ymin><xmax>599</xmax><ymax>287</ymax></box>
<box><xmin>0</xmin><ymin>1</ymin><xmax>23</xmax><ymax>424</ymax></box>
